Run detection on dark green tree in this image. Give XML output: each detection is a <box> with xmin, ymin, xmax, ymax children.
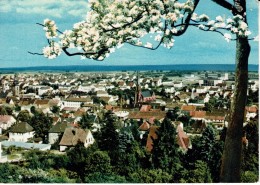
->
<box><xmin>17</xmin><ymin>110</ymin><xmax>31</xmax><ymax>122</ymax></box>
<box><xmin>78</xmin><ymin>113</ymin><xmax>94</xmax><ymax>129</ymax></box>
<box><xmin>30</xmin><ymin>112</ymin><xmax>52</xmax><ymax>143</ymax></box>
<box><xmin>51</xmin><ymin>105</ymin><xmax>60</xmax><ymax>114</ymax></box>
<box><xmin>66</xmin><ymin>142</ymin><xmax>96</xmax><ymax>181</ymax></box>
<box><xmin>180</xmin><ymin>160</ymin><xmax>212</xmax><ymax>183</ymax></box>
<box><xmin>98</xmin><ymin>113</ymin><xmax>119</xmax><ymax>153</ymax></box>
<box><xmin>129</xmin><ymin>169</ymin><xmax>172</xmax><ymax>183</ymax></box>
<box><xmin>0</xmin><ymin>106</ymin><xmax>13</xmax><ymax>115</ymax></box>
<box><xmin>182</xmin><ymin>125</ymin><xmax>223</xmax><ymax>182</ymax></box>
<box><xmin>151</xmin><ymin>118</ymin><xmax>182</xmax><ymax>182</ymax></box>
<box><xmin>241</xmin><ymin>119</ymin><xmax>259</xmax><ymax>179</ymax></box>
<box><xmin>84</xmin><ymin>173</ymin><xmax>127</xmax><ymax>183</ymax></box>
<box><xmin>166</xmin><ymin>107</ymin><xmax>180</xmax><ymax>121</ymax></box>
<box><xmin>85</xmin><ymin>150</ymin><xmax>112</xmax><ymax>174</ymax></box>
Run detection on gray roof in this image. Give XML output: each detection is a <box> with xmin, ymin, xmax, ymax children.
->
<box><xmin>59</xmin><ymin>127</ymin><xmax>90</xmax><ymax>146</ymax></box>
<box><xmin>141</xmin><ymin>90</ymin><xmax>152</xmax><ymax>98</ymax></box>
<box><xmin>10</xmin><ymin>122</ymin><xmax>34</xmax><ymax>133</ymax></box>
<box><xmin>1</xmin><ymin>141</ymin><xmax>51</xmax><ymax>151</ymax></box>
<box><xmin>49</xmin><ymin>122</ymin><xmax>67</xmax><ymax>133</ymax></box>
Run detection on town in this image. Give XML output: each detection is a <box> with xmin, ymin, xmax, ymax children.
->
<box><xmin>0</xmin><ymin>70</ymin><xmax>258</xmax><ymax>182</ymax></box>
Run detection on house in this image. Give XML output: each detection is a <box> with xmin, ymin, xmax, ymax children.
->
<box><xmin>139</xmin><ymin>121</ymin><xmax>151</xmax><ymax>132</ymax></box>
<box><xmin>33</xmin><ymin>99</ymin><xmax>50</xmax><ymax>109</ymax></box>
<box><xmin>196</xmin><ymin>86</ymin><xmax>208</xmax><ymax>94</ymax></box>
<box><xmin>8</xmin><ymin>122</ymin><xmax>34</xmax><ymax>142</ymax></box>
<box><xmin>176</xmin><ymin>123</ymin><xmax>191</xmax><ymax>151</ymax></box>
<box><xmin>113</xmin><ymin>111</ymin><xmax>129</xmax><ymax>120</ymax></box>
<box><xmin>152</xmin><ymin>78</ymin><xmax>162</xmax><ymax>86</ymax></box>
<box><xmin>174</xmin><ymin>93</ymin><xmax>190</xmax><ymax>103</ymax></box>
<box><xmin>48</xmin><ymin>122</ymin><xmax>68</xmax><ymax>144</ymax></box>
<box><xmin>38</xmin><ymin>86</ymin><xmax>53</xmax><ymax>96</ymax></box>
<box><xmin>181</xmin><ymin>105</ymin><xmax>196</xmax><ymax>114</ymax></box>
<box><xmin>19</xmin><ymin>99</ymin><xmax>34</xmax><ymax>112</ymax></box>
<box><xmin>96</xmin><ymin>90</ymin><xmax>109</xmax><ymax>97</ymax></box>
<box><xmin>99</xmin><ymin>96</ymin><xmax>115</xmax><ymax>105</ymax></box>
<box><xmin>146</xmin><ymin>126</ymin><xmax>159</xmax><ymax>152</ymax></box>
<box><xmin>190</xmin><ymin>111</ymin><xmax>206</xmax><ymax>120</ymax></box>
<box><xmin>128</xmin><ymin>111</ymin><xmax>166</xmax><ymax>122</ymax></box>
<box><xmin>59</xmin><ymin>127</ymin><xmax>94</xmax><ymax>151</ymax></box>
<box><xmin>0</xmin><ymin>115</ymin><xmax>16</xmax><ymax>130</ymax></box>
<box><xmin>63</xmin><ymin>97</ymin><xmax>93</xmax><ymax>109</ymax></box>
<box><xmin>138</xmin><ymin>90</ymin><xmax>156</xmax><ymax>103</ymax></box>
<box><xmin>245</xmin><ymin>105</ymin><xmax>258</xmax><ymax>121</ymax></box>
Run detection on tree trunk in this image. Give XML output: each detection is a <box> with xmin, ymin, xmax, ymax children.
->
<box><xmin>220</xmin><ymin>36</ymin><xmax>250</xmax><ymax>182</ymax></box>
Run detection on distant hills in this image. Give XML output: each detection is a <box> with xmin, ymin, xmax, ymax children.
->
<box><xmin>0</xmin><ymin>64</ymin><xmax>258</xmax><ymax>73</ymax></box>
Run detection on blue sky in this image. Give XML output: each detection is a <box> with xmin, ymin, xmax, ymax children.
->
<box><xmin>0</xmin><ymin>0</ymin><xmax>258</xmax><ymax>68</ymax></box>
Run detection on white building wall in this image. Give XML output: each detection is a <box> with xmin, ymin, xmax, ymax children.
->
<box><xmin>9</xmin><ymin>132</ymin><xmax>34</xmax><ymax>142</ymax></box>
<box><xmin>48</xmin><ymin>133</ymin><xmax>59</xmax><ymax>144</ymax></box>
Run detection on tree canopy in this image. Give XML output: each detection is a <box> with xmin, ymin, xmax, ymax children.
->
<box><xmin>35</xmin><ymin>0</ymin><xmax>253</xmax><ymax>61</ymax></box>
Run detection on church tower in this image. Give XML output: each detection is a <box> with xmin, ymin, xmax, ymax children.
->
<box><xmin>13</xmin><ymin>74</ymin><xmax>19</xmax><ymax>96</ymax></box>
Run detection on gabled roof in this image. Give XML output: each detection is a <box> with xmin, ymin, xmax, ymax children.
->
<box><xmin>146</xmin><ymin>126</ymin><xmax>159</xmax><ymax>152</ymax></box>
<box><xmin>49</xmin><ymin>122</ymin><xmax>67</xmax><ymax>133</ymax></box>
<box><xmin>59</xmin><ymin>127</ymin><xmax>90</xmax><ymax>146</ymax></box>
<box><xmin>176</xmin><ymin>125</ymin><xmax>190</xmax><ymax>151</ymax></box>
<box><xmin>138</xmin><ymin>121</ymin><xmax>150</xmax><ymax>131</ymax></box>
<box><xmin>10</xmin><ymin>122</ymin><xmax>34</xmax><ymax>133</ymax></box>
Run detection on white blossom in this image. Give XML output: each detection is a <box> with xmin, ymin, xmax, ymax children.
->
<box><xmin>224</xmin><ymin>33</ymin><xmax>232</xmax><ymax>42</ymax></box>
<box><xmin>145</xmin><ymin>42</ymin><xmax>153</xmax><ymax>48</ymax></box>
<box><xmin>216</xmin><ymin>16</ymin><xmax>223</xmax><ymax>22</ymax></box>
<box><xmin>198</xmin><ymin>24</ymin><xmax>205</xmax><ymax>30</ymax></box>
<box><xmin>154</xmin><ymin>34</ymin><xmax>162</xmax><ymax>41</ymax></box>
<box><xmin>40</xmin><ymin>0</ymin><xmax>254</xmax><ymax>60</ymax></box>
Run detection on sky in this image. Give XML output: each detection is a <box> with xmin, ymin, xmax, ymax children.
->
<box><xmin>0</xmin><ymin>0</ymin><xmax>258</xmax><ymax>68</ymax></box>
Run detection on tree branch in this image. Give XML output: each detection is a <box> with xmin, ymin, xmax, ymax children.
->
<box><xmin>36</xmin><ymin>23</ymin><xmax>63</xmax><ymax>34</ymax></box>
<box><xmin>28</xmin><ymin>51</ymin><xmax>44</xmax><ymax>55</ymax></box>
<box><xmin>172</xmin><ymin>0</ymin><xmax>200</xmax><ymax>36</ymax></box>
<box><xmin>211</xmin><ymin>0</ymin><xmax>239</xmax><ymax>15</ymax></box>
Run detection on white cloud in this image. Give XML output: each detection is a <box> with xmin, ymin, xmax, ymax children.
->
<box><xmin>0</xmin><ymin>0</ymin><xmax>88</xmax><ymax>18</ymax></box>
<box><xmin>0</xmin><ymin>3</ymin><xmax>12</xmax><ymax>12</ymax></box>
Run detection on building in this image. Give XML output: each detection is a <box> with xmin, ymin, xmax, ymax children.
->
<box><xmin>59</xmin><ymin>127</ymin><xmax>94</xmax><ymax>152</ymax></box>
<box><xmin>8</xmin><ymin>122</ymin><xmax>34</xmax><ymax>142</ymax></box>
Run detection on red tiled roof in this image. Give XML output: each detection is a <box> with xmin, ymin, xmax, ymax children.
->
<box><xmin>190</xmin><ymin>111</ymin><xmax>206</xmax><ymax>118</ymax></box>
<box><xmin>138</xmin><ymin>121</ymin><xmax>150</xmax><ymax>131</ymax></box>
<box><xmin>181</xmin><ymin>105</ymin><xmax>196</xmax><ymax>112</ymax></box>
<box><xmin>176</xmin><ymin>125</ymin><xmax>190</xmax><ymax>150</ymax></box>
<box><xmin>146</xmin><ymin>126</ymin><xmax>159</xmax><ymax>152</ymax></box>
<box><xmin>128</xmin><ymin>111</ymin><xmax>166</xmax><ymax>120</ymax></box>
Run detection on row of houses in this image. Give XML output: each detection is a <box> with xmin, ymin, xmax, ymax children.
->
<box><xmin>0</xmin><ymin>71</ymin><xmax>258</xmax><ymax>155</ymax></box>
